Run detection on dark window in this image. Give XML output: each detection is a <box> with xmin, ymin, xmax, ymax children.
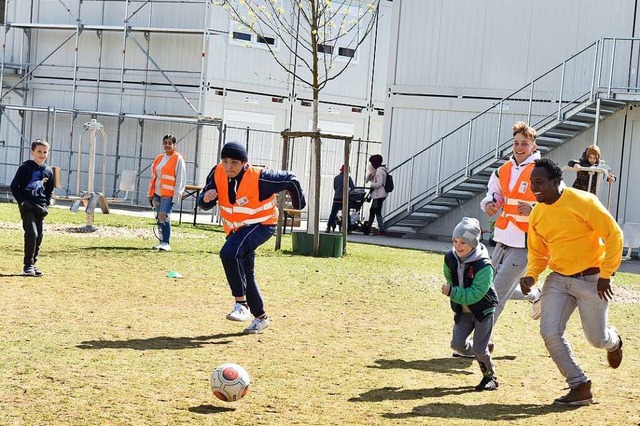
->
<box><xmin>232</xmin><ymin>31</ymin><xmax>252</xmax><ymax>42</ymax></box>
<box><xmin>257</xmin><ymin>35</ymin><xmax>276</xmax><ymax>46</ymax></box>
<box><xmin>0</xmin><ymin>0</ymin><xmax>5</xmax><ymax>24</ymax></box>
<box><xmin>318</xmin><ymin>44</ymin><xmax>333</xmax><ymax>54</ymax></box>
<box><xmin>338</xmin><ymin>47</ymin><xmax>356</xmax><ymax>58</ymax></box>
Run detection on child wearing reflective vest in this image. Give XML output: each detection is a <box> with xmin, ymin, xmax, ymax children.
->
<box><xmin>442</xmin><ymin>217</ymin><xmax>499</xmax><ymax>391</ymax></box>
<box><xmin>198</xmin><ymin>141</ymin><xmax>306</xmax><ymax>334</ymax></box>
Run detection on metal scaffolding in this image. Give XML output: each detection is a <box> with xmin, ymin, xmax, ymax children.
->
<box><xmin>0</xmin><ymin>0</ymin><xmax>224</xmax><ymax>207</ymax></box>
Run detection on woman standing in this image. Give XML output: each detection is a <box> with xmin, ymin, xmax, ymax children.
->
<box><xmin>366</xmin><ymin>154</ymin><xmax>388</xmax><ymax>236</ymax></box>
<box><xmin>147</xmin><ymin>134</ymin><xmax>186</xmax><ymax>251</ymax></box>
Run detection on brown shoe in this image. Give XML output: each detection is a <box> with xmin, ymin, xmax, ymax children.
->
<box><xmin>607</xmin><ymin>336</ymin><xmax>623</xmax><ymax>369</ymax></box>
<box><xmin>553</xmin><ymin>380</ymin><xmax>593</xmax><ymax>406</ymax></box>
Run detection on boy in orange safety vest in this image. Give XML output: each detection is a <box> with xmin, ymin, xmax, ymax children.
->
<box><xmin>475</xmin><ymin>122</ymin><xmax>541</xmax><ymax>355</ymax></box>
<box><xmin>198</xmin><ymin>142</ymin><xmax>306</xmax><ymax>334</ymax></box>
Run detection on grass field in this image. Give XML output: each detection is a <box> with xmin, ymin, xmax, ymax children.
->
<box><xmin>0</xmin><ymin>203</ymin><xmax>639</xmax><ymax>425</ymax></box>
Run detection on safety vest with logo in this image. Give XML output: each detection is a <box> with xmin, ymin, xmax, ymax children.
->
<box><xmin>148</xmin><ymin>152</ymin><xmax>181</xmax><ymax>198</ymax></box>
<box><xmin>495</xmin><ymin>161</ymin><xmax>537</xmax><ymax>233</ymax></box>
<box><xmin>215</xmin><ymin>165</ymin><xmax>278</xmax><ymax>235</ymax></box>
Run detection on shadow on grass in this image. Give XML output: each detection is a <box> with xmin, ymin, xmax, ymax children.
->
<box><xmin>188</xmin><ymin>404</ymin><xmax>235</xmax><ymax>414</ymax></box>
<box><xmin>349</xmin><ymin>385</ymin><xmax>476</xmax><ymax>402</ymax></box>
<box><xmin>369</xmin><ymin>358</ymin><xmax>474</xmax><ymax>375</ymax></box>
<box><xmin>382</xmin><ymin>402</ymin><xmax>581</xmax><ymax>421</ymax></box>
<box><xmin>76</xmin><ymin>332</ymin><xmax>244</xmax><ymax>350</ymax></box>
<box><xmin>0</xmin><ymin>273</ymin><xmax>36</xmax><ymax>277</ymax></box>
<box><xmin>77</xmin><ymin>246</ymin><xmax>155</xmax><ymax>251</ymax></box>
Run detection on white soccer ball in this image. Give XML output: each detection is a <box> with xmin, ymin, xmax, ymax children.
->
<box><xmin>210</xmin><ymin>363</ymin><xmax>250</xmax><ymax>402</ymax></box>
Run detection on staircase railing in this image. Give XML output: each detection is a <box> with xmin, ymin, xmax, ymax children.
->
<box><xmin>385</xmin><ymin>37</ymin><xmax>639</xmax><ymax>226</ymax></box>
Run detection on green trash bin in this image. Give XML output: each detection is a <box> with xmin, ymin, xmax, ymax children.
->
<box><xmin>292</xmin><ymin>231</ymin><xmax>343</xmax><ymax>257</ymax></box>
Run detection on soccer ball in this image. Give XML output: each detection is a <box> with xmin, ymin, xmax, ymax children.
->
<box><xmin>210</xmin><ymin>363</ymin><xmax>250</xmax><ymax>402</ymax></box>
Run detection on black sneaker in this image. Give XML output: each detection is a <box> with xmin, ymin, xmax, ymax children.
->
<box><xmin>475</xmin><ymin>376</ymin><xmax>499</xmax><ymax>391</ymax></box>
<box><xmin>22</xmin><ymin>266</ymin><xmax>37</xmax><ymax>277</ymax></box>
<box><xmin>33</xmin><ymin>266</ymin><xmax>43</xmax><ymax>277</ymax></box>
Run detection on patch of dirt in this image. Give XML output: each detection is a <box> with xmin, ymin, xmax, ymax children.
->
<box><xmin>0</xmin><ymin>222</ymin><xmax>205</xmax><ymax>240</ymax></box>
<box><xmin>612</xmin><ymin>285</ymin><xmax>640</xmax><ymax>304</ymax></box>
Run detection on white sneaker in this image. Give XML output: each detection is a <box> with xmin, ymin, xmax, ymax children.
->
<box><xmin>153</xmin><ymin>243</ymin><xmax>162</xmax><ymax>250</ymax></box>
<box><xmin>157</xmin><ymin>242</ymin><xmax>171</xmax><ymax>251</ymax></box>
<box><xmin>243</xmin><ymin>316</ymin><xmax>270</xmax><ymax>334</ymax></box>
<box><xmin>226</xmin><ymin>303</ymin><xmax>251</xmax><ymax>322</ymax></box>
<box><xmin>529</xmin><ymin>288</ymin><xmax>542</xmax><ymax>320</ymax></box>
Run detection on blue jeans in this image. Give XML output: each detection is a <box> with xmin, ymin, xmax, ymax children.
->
<box><xmin>152</xmin><ymin>195</ymin><xmax>174</xmax><ymax>244</ymax></box>
<box><xmin>219</xmin><ymin>224</ymin><xmax>275</xmax><ymax>318</ymax></box>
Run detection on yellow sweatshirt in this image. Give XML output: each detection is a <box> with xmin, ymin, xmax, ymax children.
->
<box><xmin>525</xmin><ymin>187</ymin><xmax>622</xmax><ymax>280</ymax></box>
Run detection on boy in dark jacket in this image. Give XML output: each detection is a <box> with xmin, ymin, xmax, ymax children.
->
<box><xmin>568</xmin><ymin>144</ymin><xmax>616</xmax><ymax>195</ymax></box>
<box><xmin>10</xmin><ymin>139</ymin><xmax>55</xmax><ymax>277</ymax></box>
<box><xmin>198</xmin><ymin>142</ymin><xmax>306</xmax><ymax>334</ymax></box>
<box><xmin>442</xmin><ymin>217</ymin><xmax>499</xmax><ymax>391</ymax></box>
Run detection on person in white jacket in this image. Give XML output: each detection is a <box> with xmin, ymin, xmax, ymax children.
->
<box><xmin>479</xmin><ymin>122</ymin><xmax>542</xmax><ymax>325</ymax></box>
<box><xmin>366</xmin><ymin>154</ymin><xmax>388</xmax><ymax>235</ymax></box>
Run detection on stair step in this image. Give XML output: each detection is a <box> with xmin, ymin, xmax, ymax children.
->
<box><xmin>430</xmin><ymin>197</ymin><xmax>462</xmax><ymax>207</ymax></box>
<box><xmin>419</xmin><ymin>204</ymin><xmax>454</xmax><ymax>213</ymax></box>
<box><xmin>410</xmin><ymin>212</ymin><xmax>441</xmax><ymax>221</ymax></box>
<box><xmin>455</xmin><ymin>182</ymin><xmax>487</xmax><ymax>192</ymax></box>
<box><xmin>571</xmin><ymin>112</ymin><xmax>598</xmax><ymax>122</ymax></box>
<box><xmin>537</xmin><ymin>136</ymin><xmax>570</xmax><ymax>145</ymax></box>
<box><xmin>544</xmin><ymin>129</ymin><xmax>577</xmax><ymax>138</ymax></box>
<box><xmin>557</xmin><ymin>120</ymin><xmax>591</xmax><ymax>130</ymax></box>
<box><xmin>440</xmin><ymin>189</ymin><xmax>476</xmax><ymax>199</ymax></box>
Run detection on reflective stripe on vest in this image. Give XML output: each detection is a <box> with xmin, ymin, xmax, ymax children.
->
<box><xmin>148</xmin><ymin>153</ymin><xmax>180</xmax><ymax>198</ymax></box>
<box><xmin>214</xmin><ymin>165</ymin><xmax>278</xmax><ymax>235</ymax></box>
<box><xmin>495</xmin><ymin>161</ymin><xmax>536</xmax><ymax>233</ymax></box>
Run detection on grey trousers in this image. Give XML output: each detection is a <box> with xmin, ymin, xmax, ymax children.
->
<box><xmin>491</xmin><ymin>242</ymin><xmax>529</xmax><ymax>322</ymax></box>
<box><xmin>540</xmin><ymin>272</ymin><xmax>621</xmax><ymax>388</ymax></box>
<box><xmin>451</xmin><ymin>312</ymin><xmax>496</xmax><ymax>376</ymax></box>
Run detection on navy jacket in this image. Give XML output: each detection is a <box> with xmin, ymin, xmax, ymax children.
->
<box><xmin>11</xmin><ymin>160</ymin><xmax>55</xmax><ymax>207</ymax></box>
<box><xmin>198</xmin><ymin>164</ymin><xmax>306</xmax><ymax>212</ymax></box>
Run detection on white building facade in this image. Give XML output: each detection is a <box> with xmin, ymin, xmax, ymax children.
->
<box><xmin>0</xmin><ymin>0</ymin><xmax>393</xmax><ymax>219</ymax></box>
<box><xmin>383</xmin><ymin>0</ymin><xmax>640</xmax><ymax>240</ymax></box>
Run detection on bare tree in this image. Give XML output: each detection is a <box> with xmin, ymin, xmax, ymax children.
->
<box><xmin>220</xmin><ymin>0</ymin><xmax>381</xmax><ymax>131</ymax></box>
<box><xmin>220</xmin><ymin>0</ymin><xmax>381</xmax><ymax>251</ymax></box>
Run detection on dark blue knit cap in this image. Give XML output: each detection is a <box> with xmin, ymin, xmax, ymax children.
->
<box><xmin>221</xmin><ymin>141</ymin><xmax>248</xmax><ymax>162</ymax></box>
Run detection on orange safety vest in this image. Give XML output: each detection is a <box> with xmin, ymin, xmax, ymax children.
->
<box><xmin>494</xmin><ymin>161</ymin><xmax>537</xmax><ymax>233</ymax></box>
<box><xmin>215</xmin><ymin>165</ymin><xmax>278</xmax><ymax>235</ymax></box>
<box><xmin>148</xmin><ymin>152</ymin><xmax>181</xmax><ymax>198</ymax></box>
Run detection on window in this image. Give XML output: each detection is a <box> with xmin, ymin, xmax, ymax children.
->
<box><xmin>229</xmin><ymin>23</ymin><xmax>278</xmax><ymax>51</ymax></box>
<box><xmin>338</xmin><ymin>47</ymin><xmax>356</xmax><ymax>59</ymax></box>
<box><xmin>232</xmin><ymin>31</ymin><xmax>252</xmax><ymax>42</ymax></box>
<box><xmin>318</xmin><ymin>44</ymin><xmax>333</xmax><ymax>54</ymax></box>
<box><xmin>256</xmin><ymin>35</ymin><xmax>276</xmax><ymax>46</ymax></box>
<box><xmin>0</xmin><ymin>0</ymin><xmax>5</xmax><ymax>24</ymax></box>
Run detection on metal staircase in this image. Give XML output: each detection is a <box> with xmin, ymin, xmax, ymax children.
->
<box><xmin>383</xmin><ymin>37</ymin><xmax>635</xmax><ymax>233</ymax></box>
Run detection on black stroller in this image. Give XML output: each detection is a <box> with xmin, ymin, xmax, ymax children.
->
<box><xmin>336</xmin><ymin>187</ymin><xmax>371</xmax><ymax>235</ymax></box>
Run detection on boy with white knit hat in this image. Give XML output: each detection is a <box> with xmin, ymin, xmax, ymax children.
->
<box><xmin>442</xmin><ymin>217</ymin><xmax>499</xmax><ymax>391</ymax></box>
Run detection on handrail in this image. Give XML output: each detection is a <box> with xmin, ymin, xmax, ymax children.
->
<box><xmin>388</xmin><ymin>40</ymin><xmax>599</xmax><ymax>175</ymax></box>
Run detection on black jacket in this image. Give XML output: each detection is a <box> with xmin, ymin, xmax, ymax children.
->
<box><xmin>10</xmin><ymin>160</ymin><xmax>55</xmax><ymax>208</ymax></box>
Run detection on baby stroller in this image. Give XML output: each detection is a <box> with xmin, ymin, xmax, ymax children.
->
<box><xmin>336</xmin><ymin>187</ymin><xmax>371</xmax><ymax>235</ymax></box>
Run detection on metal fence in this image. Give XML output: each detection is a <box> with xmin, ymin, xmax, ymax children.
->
<box><xmin>0</xmin><ymin>109</ymin><xmax>381</xmax><ymax>222</ymax></box>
